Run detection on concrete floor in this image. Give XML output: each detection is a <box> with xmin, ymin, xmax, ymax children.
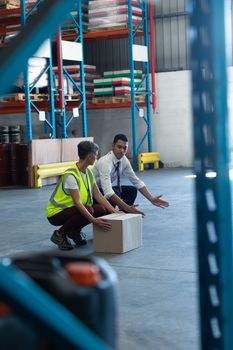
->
<box><xmin>0</xmin><ymin>168</ymin><xmax>199</xmax><ymax>350</ymax></box>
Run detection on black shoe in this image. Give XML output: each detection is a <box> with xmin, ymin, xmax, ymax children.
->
<box><xmin>67</xmin><ymin>231</ymin><xmax>87</xmax><ymax>246</ymax></box>
<box><xmin>50</xmin><ymin>230</ymin><xmax>73</xmax><ymax>250</ymax></box>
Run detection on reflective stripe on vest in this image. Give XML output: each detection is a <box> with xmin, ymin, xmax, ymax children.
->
<box><xmin>46</xmin><ymin>166</ymin><xmax>94</xmax><ymax>218</ymax></box>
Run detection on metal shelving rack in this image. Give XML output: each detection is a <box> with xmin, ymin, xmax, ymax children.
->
<box><xmin>0</xmin><ymin>0</ymin><xmax>87</xmax><ymax>140</ymax></box>
<box><xmin>44</xmin><ymin>0</ymin><xmax>153</xmax><ymax>168</ymax></box>
<box><xmin>81</xmin><ymin>0</ymin><xmax>153</xmax><ymax>168</ymax></box>
<box><xmin>128</xmin><ymin>0</ymin><xmax>152</xmax><ymax>167</ymax></box>
<box><xmin>0</xmin><ymin>0</ymin><xmax>153</xmax><ymax>166</ymax></box>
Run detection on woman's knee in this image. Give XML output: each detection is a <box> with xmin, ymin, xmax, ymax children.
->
<box><xmin>92</xmin><ymin>204</ymin><xmax>107</xmax><ymax>217</ymax></box>
<box><xmin>85</xmin><ymin>205</ymin><xmax>94</xmax><ymax>215</ymax></box>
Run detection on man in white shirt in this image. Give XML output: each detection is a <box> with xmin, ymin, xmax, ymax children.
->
<box><xmin>93</xmin><ymin>134</ymin><xmax>169</xmax><ymax>216</ymax></box>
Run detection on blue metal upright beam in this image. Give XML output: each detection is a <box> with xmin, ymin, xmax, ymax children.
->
<box><xmin>48</xmin><ymin>38</ymin><xmax>56</xmax><ymax>138</ymax></box>
<box><xmin>128</xmin><ymin>0</ymin><xmax>137</xmax><ymax>169</ymax></box>
<box><xmin>77</xmin><ymin>0</ymin><xmax>88</xmax><ymax>137</ymax></box>
<box><xmin>56</xmin><ymin>27</ymin><xmax>68</xmax><ymax>138</ymax></box>
<box><xmin>189</xmin><ymin>1</ymin><xmax>233</xmax><ymax>349</ymax></box>
<box><xmin>56</xmin><ymin>0</ymin><xmax>88</xmax><ymax>138</ymax></box>
<box><xmin>143</xmin><ymin>1</ymin><xmax>152</xmax><ymax>153</ymax></box>
<box><xmin>20</xmin><ymin>0</ymin><xmax>32</xmax><ymax>141</ymax></box>
<box><xmin>128</xmin><ymin>0</ymin><xmax>152</xmax><ymax>169</ymax></box>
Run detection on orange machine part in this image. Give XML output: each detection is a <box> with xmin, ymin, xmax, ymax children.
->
<box><xmin>65</xmin><ymin>262</ymin><xmax>101</xmax><ymax>287</ymax></box>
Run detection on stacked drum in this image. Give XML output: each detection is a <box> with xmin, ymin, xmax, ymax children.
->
<box><xmin>0</xmin><ymin>126</ymin><xmax>10</xmax><ymax>144</ymax></box>
<box><xmin>0</xmin><ymin>125</ymin><xmax>28</xmax><ymax>187</ymax></box>
<box><xmin>9</xmin><ymin>125</ymin><xmax>21</xmax><ymax>144</ymax></box>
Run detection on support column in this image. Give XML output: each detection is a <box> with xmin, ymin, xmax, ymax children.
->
<box><xmin>189</xmin><ymin>1</ymin><xmax>233</xmax><ymax>349</ymax></box>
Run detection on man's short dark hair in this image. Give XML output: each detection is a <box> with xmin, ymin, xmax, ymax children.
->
<box><xmin>113</xmin><ymin>134</ymin><xmax>128</xmax><ymax>144</ymax></box>
<box><xmin>78</xmin><ymin>141</ymin><xmax>99</xmax><ymax>160</ymax></box>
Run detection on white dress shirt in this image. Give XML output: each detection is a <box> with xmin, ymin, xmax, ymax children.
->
<box><xmin>93</xmin><ymin>151</ymin><xmax>145</xmax><ymax>199</ymax></box>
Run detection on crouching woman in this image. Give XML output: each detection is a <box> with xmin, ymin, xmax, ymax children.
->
<box><xmin>46</xmin><ymin>140</ymin><xmax>118</xmax><ymax>250</ymax></box>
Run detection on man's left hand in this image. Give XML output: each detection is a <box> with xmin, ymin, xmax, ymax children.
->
<box><xmin>151</xmin><ymin>195</ymin><xmax>169</xmax><ymax>209</ymax></box>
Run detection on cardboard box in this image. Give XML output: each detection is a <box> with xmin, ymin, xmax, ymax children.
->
<box><xmin>93</xmin><ymin>213</ymin><xmax>142</xmax><ymax>253</ymax></box>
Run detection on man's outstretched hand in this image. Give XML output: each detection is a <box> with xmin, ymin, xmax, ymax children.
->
<box><xmin>127</xmin><ymin>205</ymin><xmax>145</xmax><ymax>217</ymax></box>
<box><xmin>151</xmin><ymin>195</ymin><xmax>169</xmax><ymax>209</ymax></box>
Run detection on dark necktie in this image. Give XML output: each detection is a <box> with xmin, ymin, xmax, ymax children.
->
<box><xmin>115</xmin><ymin>161</ymin><xmax>121</xmax><ymax>190</ymax></box>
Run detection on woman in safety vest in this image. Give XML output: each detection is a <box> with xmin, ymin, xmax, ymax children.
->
<box><xmin>46</xmin><ymin>140</ymin><xmax>118</xmax><ymax>250</ymax></box>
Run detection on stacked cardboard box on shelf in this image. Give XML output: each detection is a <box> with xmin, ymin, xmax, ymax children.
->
<box><xmin>53</xmin><ymin>64</ymin><xmax>99</xmax><ymax>102</ymax></box>
<box><xmin>88</xmin><ymin>0</ymin><xmax>142</xmax><ymax>31</ymax></box>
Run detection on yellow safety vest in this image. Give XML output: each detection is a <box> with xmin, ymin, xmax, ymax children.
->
<box><xmin>46</xmin><ymin>165</ymin><xmax>94</xmax><ymax>218</ymax></box>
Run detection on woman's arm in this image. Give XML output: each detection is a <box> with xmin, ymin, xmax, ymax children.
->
<box><xmin>70</xmin><ymin>189</ymin><xmax>112</xmax><ymax>230</ymax></box>
<box><xmin>70</xmin><ymin>189</ymin><xmax>97</xmax><ymax>222</ymax></box>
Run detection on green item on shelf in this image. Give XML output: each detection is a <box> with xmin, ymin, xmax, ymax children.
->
<box><xmin>94</xmin><ymin>87</ymin><xmax>113</xmax><ymax>96</ymax></box>
<box><xmin>94</xmin><ymin>78</ymin><xmax>113</xmax><ymax>87</ymax></box>
<box><xmin>103</xmin><ymin>69</ymin><xmax>143</xmax><ymax>79</ymax></box>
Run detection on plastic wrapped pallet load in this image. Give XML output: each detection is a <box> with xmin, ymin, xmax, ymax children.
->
<box><xmin>15</xmin><ymin>57</ymin><xmax>48</xmax><ymax>89</ymax></box>
<box><xmin>93</xmin><ymin>213</ymin><xmax>142</xmax><ymax>253</ymax></box>
<box><xmin>88</xmin><ymin>0</ymin><xmax>142</xmax><ymax>30</ymax></box>
<box><xmin>114</xmin><ymin>85</ymin><xmax>131</xmax><ymax>95</ymax></box>
<box><xmin>89</xmin><ymin>14</ymin><xmax>142</xmax><ymax>30</ymax></box>
<box><xmin>112</xmin><ymin>77</ymin><xmax>141</xmax><ymax>87</ymax></box>
<box><xmin>71</xmin><ymin>71</ymin><xmax>98</xmax><ymax>101</ymax></box>
<box><xmin>71</xmin><ymin>72</ymin><xmax>97</xmax><ymax>83</ymax></box>
<box><xmin>53</xmin><ymin>64</ymin><xmax>97</xmax><ymax>75</ymax></box>
<box><xmin>53</xmin><ymin>65</ymin><xmax>97</xmax><ymax>100</ymax></box>
<box><xmin>114</xmin><ymin>86</ymin><xmax>146</xmax><ymax>95</ymax></box>
<box><xmin>89</xmin><ymin>0</ymin><xmax>140</xmax><ymax>8</ymax></box>
<box><xmin>89</xmin><ymin>4</ymin><xmax>142</xmax><ymax>17</ymax></box>
<box><xmin>62</xmin><ymin>10</ymin><xmax>89</xmax><ymax>33</ymax></box>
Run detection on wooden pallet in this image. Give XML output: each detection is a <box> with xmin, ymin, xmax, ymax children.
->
<box><xmin>62</xmin><ymin>28</ymin><xmax>79</xmax><ymax>35</ymax></box>
<box><xmin>0</xmin><ymin>0</ymin><xmax>20</xmax><ymax>9</ymax></box>
<box><xmin>88</xmin><ymin>24</ymin><xmax>128</xmax><ymax>33</ymax></box>
<box><xmin>92</xmin><ymin>96</ymin><xmax>114</xmax><ymax>104</ymax></box>
<box><xmin>0</xmin><ymin>93</ymin><xmax>48</xmax><ymax>102</ymax></box>
<box><xmin>88</xmin><ymin>24</ymin><xmax>144</xmax><ymax>34</ymax></box>
<box><xmin>64</xmin><ymin>94</ymin><xmax>80</xmax><ymax>101</ymax></box>
<box><xmin>92</xmin><ymin>95</ymin><xmax>145</xmax><ymax>104</ymax></box>
<box><xmin>135</xmin><ymin>95</ymin><xmax>146</xmax><ymax>103</ymax></box>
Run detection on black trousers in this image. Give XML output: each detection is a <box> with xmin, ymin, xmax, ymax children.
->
<box><xmin>48</xmin><ymin>204</ymin><xmax>106</xmax><ymax>234</ymax></box>
<box><xmin>99</xmin><ymin>185</ymin><xmax>137</xmax><ymax>207</ymax></box>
